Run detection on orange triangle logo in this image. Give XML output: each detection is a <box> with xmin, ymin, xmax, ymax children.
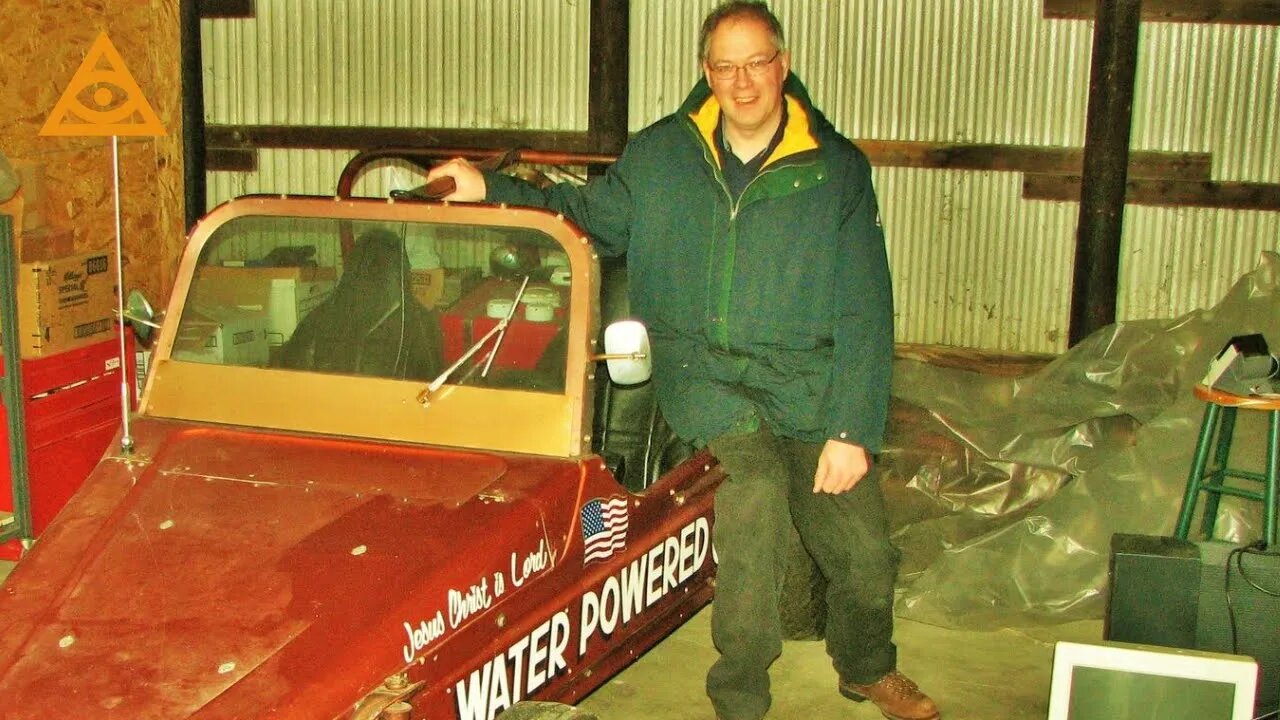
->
<box><xmin>40</xmin><ymin>31</ymin><xmax>166</xmax><ymax>137</ymax></box>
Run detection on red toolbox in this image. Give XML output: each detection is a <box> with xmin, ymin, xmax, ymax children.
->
<box><xmin>439</xmin><ymin>278</ymin><xmax>566</xmax><ymax>370</ymax></box>
<box><xmin>1</xmin><ymin>336</ymin><xmax>136</xmax><ymax>559</ymax></box>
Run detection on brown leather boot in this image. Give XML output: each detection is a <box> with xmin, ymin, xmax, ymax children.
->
<box><xmin>839</xmin><ymin>670</ymin><xmax>940</xmax><ymax>720</ymax></box>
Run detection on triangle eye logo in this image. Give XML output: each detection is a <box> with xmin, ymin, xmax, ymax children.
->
<box><xmin>40</xmin><ymin>31</ymin><xmax>166</xmax><ymax>137</ymax></box>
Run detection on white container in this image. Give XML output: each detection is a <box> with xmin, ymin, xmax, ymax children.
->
<box><xmin>523</xmin><ymin>284</ymin><xmax>560</xmax><ymax>307</ymax></box>
<box><xmin>524</xmin><ymin>300</ymin><xmax>555</xmax><ymax>322</ymax></box>
<box><xmin>486</xmin><ymin>297</ymin><xmax>515</xmax><ymax>319</ymax></box>
<box><xmin>267</xmin><ymin>278</ymin><xmax>335</xmax><ymax>345</ymax></box>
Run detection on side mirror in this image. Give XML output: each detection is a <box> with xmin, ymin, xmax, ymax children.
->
<box><xmin>121</xmin><ymin>289</ymin><xmax>163</xmax><ymax>346</ymax></box>
<box><xmin>598</xmin><ymin>320</ymin><xmax>651</xmax><ymax>385</ymax></box>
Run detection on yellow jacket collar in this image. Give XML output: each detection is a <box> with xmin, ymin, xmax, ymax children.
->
<box><xmin>689</xmin><ymin>94</ymin><xmax>819</xmax><ymax>168</ymax></box>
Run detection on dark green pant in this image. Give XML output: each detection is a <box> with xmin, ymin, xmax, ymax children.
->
<box><xmin>706</xmin><ymin>427</ymin><xmax>900</xmax><ymax>720</ymax></box>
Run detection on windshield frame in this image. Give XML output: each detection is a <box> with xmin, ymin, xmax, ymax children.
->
<box><xmin>141</xmin><ymin>195</ymin><xmax>600</xmax><ymax>458</ymax></box>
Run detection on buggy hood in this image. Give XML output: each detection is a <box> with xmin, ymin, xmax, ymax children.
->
<box><xmin>0</xmin><ymin>417</ymin><xmax>579</xmax><ymax>719</ymax></box>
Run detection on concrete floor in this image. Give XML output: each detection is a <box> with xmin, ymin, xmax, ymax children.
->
<box><xmin>576</xmin><ymin>607</ymin><xmax>1102</xmax><ymax>720</ymax></box>
<box><xmin>0</xmin><ymin>558</ymin><xmax>1097</xmax><ymax>719</ymax></box>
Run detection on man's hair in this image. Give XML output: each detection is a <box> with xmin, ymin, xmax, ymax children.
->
<box><xmin>698</xmin><ymin>1</ymin><xmax>785</xmax><ymax>61</ymax></box>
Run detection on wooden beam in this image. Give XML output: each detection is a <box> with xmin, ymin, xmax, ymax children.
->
<box><xmin>200</xmin><ymin>0</ymin><xmax>254</xmax><ymax>19</ymax></box>
<box><xmin>205</xmin><ymin>125</ymin><xmax>596</xmax><ymax>154</ymax></box>
<box><xmin>855</xmin><ymin>140</ymin><xmax>1210</xmax><ymax>180</ymax></box>
<box><xmin>1024</xmin><ymin>174</ymin><xmax>1280</xmax><ymax>210</ymax></box>
<box><xmin>206</xmin><ymin>148</ymin><xmax>257</xmax><ymax>172</ymax></box>
<box><xmin>206</xmin><ymin>128</ymin><xmax>1218</xmax><ymax>183</ymax></box>
<box><xmin>1044</xmin><ymin>0</ymin><xmax>1280</xmax><ymax>25</ymax></box>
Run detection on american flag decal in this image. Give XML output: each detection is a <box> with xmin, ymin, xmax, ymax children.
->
<box><xmin>580</xmin><ymin>496</ymin><xmax>629</xmax><ymax>565</ymax></box>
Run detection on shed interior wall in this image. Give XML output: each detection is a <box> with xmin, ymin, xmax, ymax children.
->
<box><xmin>201</xmin><ymin>0</ymin><xmax>1280</xmax><ymax>353</ymax></box>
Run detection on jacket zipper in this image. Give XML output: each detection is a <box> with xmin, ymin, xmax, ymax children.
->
<box><xmin>699</xmin><ymin>142</ymin><xmax>812</xmax><ymax>220</ymax></box>
<box><xmin>695</xmin><ymin>138</ymin><xmax>818</xmax><ymax>347</ymax></box>
<box><xmin>729</xmin><ymin>162</ymin><xmax>798</xmax><ymax>219</ymax></box>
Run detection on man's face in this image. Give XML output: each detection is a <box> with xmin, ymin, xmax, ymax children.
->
<box><xmin>702</xmin><ymin>16</ymin><xmax>790</xmax><ymax>140</ymax></box>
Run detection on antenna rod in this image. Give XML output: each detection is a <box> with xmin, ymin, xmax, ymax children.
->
<box><xmin>112</xmin><ymin>136</ymin><xmax>133</xmax><ymax>452</ymax></box>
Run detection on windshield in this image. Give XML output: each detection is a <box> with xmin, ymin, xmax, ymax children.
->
<box><xmin>172</xmin><ymin>214</ymin><xmax>572</xmax><ymax>394</ymax></box>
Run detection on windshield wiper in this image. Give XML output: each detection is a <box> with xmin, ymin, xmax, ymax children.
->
<box><xmin>418</xmin><ymin>276</ymin><xmax>529</xmax><ymax>405</ymax></box>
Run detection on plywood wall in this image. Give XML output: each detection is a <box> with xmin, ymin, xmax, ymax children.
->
<box><xmin>0</xmin><ymin>0</ymin><xmax>185</xmax><ymax>305</ymax></box>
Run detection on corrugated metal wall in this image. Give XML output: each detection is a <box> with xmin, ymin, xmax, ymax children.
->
<box><xmin>203</xmin><ymin>0</ymin><xmax>589</xmax><ymax>203</ymax></box>
<box><xmin>204</xmin><ymin>0</ymin><xmax>1280</xmax><ymax>353</ymax></box>
<box><xmin>1119</xmin><ymin>21</ymin><xmax>1280</xmax><ymax>324</ymax></box>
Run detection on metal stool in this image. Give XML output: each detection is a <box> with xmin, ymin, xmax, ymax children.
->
<box><xmin>1174</xmin><ymin>384</ymin><xmax>1280</xmax><ymax>548</ymax></box>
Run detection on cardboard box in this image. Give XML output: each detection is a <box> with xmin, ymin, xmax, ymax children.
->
<box><xmin>10</xmin><ymin>160</ymin><xmax>47</xmax><ymax>230</ymax></box>
<box><xmin>192</xmin><ymin>265</ymin><xmax>336</xmax><ymax>346</ymax></box>
<box><xmin>198</xmin><ymin>264</ymin><xmax>337</xmax><ymax>283</ymax></box>
<box><xmin>0</xmin><ymin>195</ymin><xmax>72</xmax><ymax>263</ymax></box>
<box><xmin>404</xmin><ymin>267</ymin><xmax>483</xmax><ymax>310</ymax></box>
<box><xmin>1</xmin><ymin>251</ymin><xmax>118</xmax><ymax>358</ymax></box>
<box><xmin>17</xmin><ymin>226</ymin><xmax>75</xmax><ymax>263</ymax></box>
<box><xmin>171</xmin><ymin>306</ymin><xmax>270</xmax><ymax>366</ymax></box>
<box><xmin>434</xmin><ymin>267</ymin><xmax>483</xmax><ymax>310</ymax></box>
<box><xmin>409</xmin><ymin>267</ymin><xmax>445</xmax><ymax>308</ymax></box>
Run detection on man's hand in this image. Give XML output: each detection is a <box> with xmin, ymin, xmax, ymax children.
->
<box><xmin>813</xmin><ymin>440</ymin><xmax>871</xmax><ymax>494</ymax></box>
<box><xmin>424</xmin><ymin>158</ymin><xmax>487</xmax><ymax>202</ymax></box>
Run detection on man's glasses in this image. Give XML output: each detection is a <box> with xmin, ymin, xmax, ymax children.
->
<box><xmin>707</xmin><ymin>50</ymin><xmax>780</xmax><ymax>80</ymax></box>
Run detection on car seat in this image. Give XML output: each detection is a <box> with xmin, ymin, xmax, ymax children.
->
<box><xmin>279</xmin><ymin>229</ymin><xmax>444</xmax><ymax>381</ymax></box>
<box><xmin>593</xmin><ymin>256</ymin><xmax>694</xmax><ymax>492</ymax></box>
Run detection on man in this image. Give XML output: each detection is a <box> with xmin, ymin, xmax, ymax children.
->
<box><xmin>427</xmin><ymin>3</ymin><xmax>939</xmax><ymax>719</ymax></box>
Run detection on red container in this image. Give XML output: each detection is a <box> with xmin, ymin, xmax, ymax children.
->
<box><xmin>1</xmin><ymin>336</ymin><xmax>135</xmax><ymax>559</ymax></box>
<box><xmin>439</xmin><ymin>277</ymin><xmax>566</xmax><ymax>370</ymax></box>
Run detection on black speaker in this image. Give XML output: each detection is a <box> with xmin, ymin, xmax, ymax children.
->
<box><xmin>1195</xmin><ymin>541</ymin><xmax>1280</xmax><ymax>717</ymax></box>
<box><xmin>1105</xmin><ymin>533</ymin><xmax>1202</xmax><ymax>649</ymax></box>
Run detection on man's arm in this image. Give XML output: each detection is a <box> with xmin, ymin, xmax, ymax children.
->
<box><xmin>814</xmin><ymin>154</ymin><xmax>894</xmax><ymax>494</ymax></box>
<box><xmin>813</xmin><ymin>439</ymin><xmax>872</xmax><ymax>494</ymax></box>
<box><xmin>425</xmin><ymin>158</ymin><xmax>488</xmax><ymax>201</ymax></box>
<box><xmin>424</xmin><ymin>150</ymin><xmax>638</xmax><ymax>258</ymax></box>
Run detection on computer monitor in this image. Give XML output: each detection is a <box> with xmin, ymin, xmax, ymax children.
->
<box><xmin>1047</xmin><ymin>641</ymin><xmax>1258</xmax><ymax>720</ymax></box>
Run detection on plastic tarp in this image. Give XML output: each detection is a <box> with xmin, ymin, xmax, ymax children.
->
<box><xmin>883</xmin><ymin>251</ymin><xmax>1280</xmax><ymax>629</ymax></box>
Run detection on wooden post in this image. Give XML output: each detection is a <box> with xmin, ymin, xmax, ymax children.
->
<box><xmin>588</xmin><ymin>0</ymin><xmax>630</xmax><ymax>171</ymax></box>
<box><xmin>181</xmin><ymin>0</ymin><xmax>207</xmax><ymax>230</ymax></box>
<box><xmin>1069</xmin><ymin>0</ymin><xmax>1143</xmax><ymax>346</ymax></box>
